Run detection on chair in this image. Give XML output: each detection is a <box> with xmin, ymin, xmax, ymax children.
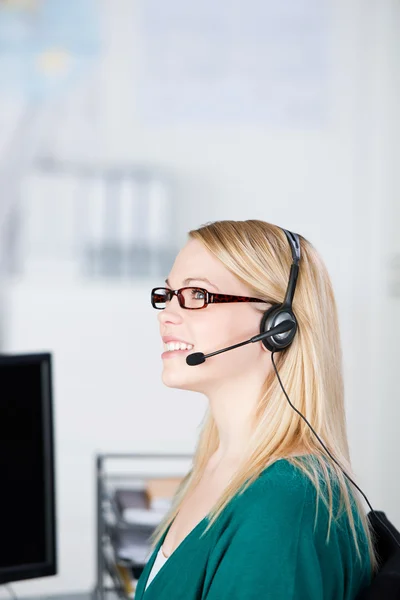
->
<box><xmin>356</xmin><ymin>511</ymin><xmax>400</xmax><ymax>599</ymax></box>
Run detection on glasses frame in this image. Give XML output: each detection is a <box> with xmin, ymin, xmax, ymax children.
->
<box><xmin>151</xmin><ymin>286</ymin><xmax>269</xmax><ymax>310</ymax></box>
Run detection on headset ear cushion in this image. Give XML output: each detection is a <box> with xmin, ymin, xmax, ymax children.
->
<box><xmin>260</xmin><ymin>305</ymin><xmax>297</xmax><ymax>352</ymax></box>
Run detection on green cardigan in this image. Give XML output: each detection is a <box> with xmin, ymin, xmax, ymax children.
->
<box><xmin>134</xmin><ymin>458</ymin><xmax>372</xmax><ymax>599</ymax></box>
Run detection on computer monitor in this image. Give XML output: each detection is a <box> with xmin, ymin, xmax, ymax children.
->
<box><xmin>0</xmin><ymin>352</ymin><xmax>57</xmax><ymax>584</ymax></box>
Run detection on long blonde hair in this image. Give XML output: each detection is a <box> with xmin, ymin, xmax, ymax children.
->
<box><xmin>148</xmin><ymin>219</ymin><xmax>379</xmax><ymax>574</ymax></box>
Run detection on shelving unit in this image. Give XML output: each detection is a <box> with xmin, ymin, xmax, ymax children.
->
<box><xmin>93</xmin><ymin>452</ymin><xmax>193</xmax><ymax>600</ymax></box>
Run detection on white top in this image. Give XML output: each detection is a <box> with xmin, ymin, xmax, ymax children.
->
<box><xmin>144</xmin><ymin>545</ymin><xmax>169</xmax><ymax>591</ymax></box>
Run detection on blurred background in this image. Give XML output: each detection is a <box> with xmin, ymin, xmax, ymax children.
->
<box><xmin>0</xmin><ymin>0</ymin><xmax>399</xmax><ymax>597</ymax></box>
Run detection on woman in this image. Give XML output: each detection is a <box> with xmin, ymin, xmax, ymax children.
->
<box><xmin>134</xmin><ymin>219</ymin><xmax>378</xmax><ymax>599</ymax></box>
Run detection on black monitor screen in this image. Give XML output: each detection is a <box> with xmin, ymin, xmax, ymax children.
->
<box><xmin>0</xmin><ymin>353</ymin><xmax>57</xmax><ymax>584</ymax></box>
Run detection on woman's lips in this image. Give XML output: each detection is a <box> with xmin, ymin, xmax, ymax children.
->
<box><xmin>161</xmin><ymin>336</ymin><xmax>193</xmax><ymax>345</ymax></box>
<box><xmin>161</xmin><ymin>348</ymin><xmax>193</xmax><ymax>359</ymax></box>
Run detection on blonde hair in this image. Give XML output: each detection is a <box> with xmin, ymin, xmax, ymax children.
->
<box><xmin>148</xmin><ymin>219</ymin><xmax>379</xmax><ymax>574</ymax></box>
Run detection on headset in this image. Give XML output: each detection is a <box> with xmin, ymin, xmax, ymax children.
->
<box><xmin>186</xmin><ymin>226</ymin><xmax>400</xmax><ymax>550</ymax></box>
<box><xmin>258</xmin><ymin>228</ymin><xmax>299</xmax><ymax>353</ymax></box>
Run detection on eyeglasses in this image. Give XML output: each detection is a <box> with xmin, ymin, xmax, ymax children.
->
<box><xmin>151</xmin><ymin>287</ymin><xmax>268</xmax><ymax>310</ymax></box>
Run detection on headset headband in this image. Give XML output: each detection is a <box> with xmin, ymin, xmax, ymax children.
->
<box><xmin>281</xmin><ymin>229</ymin><xmax>300</xmax><ymax>308</ymax></box>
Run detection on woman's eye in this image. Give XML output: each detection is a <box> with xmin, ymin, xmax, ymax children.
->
<box><xmin>191</xmin><ymin>289</ymin><xmax>205</xmax><ymax>299</ymax></box>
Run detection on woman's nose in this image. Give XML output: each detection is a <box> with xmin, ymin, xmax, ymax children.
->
<box><xmin>157</xmin><ymin>296</ymin><xmax>184</xmax><ymax>325</ymax></box>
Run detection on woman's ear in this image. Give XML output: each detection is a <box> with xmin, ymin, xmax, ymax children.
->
<box><xmin>260</xmin><ymin>340</ymin><xmax>271</xmax><ymax>354</ymax></box>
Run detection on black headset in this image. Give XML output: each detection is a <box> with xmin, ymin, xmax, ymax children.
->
<box><xmin>259</xmin><ymin>228</ymin><xmax>300</xmax><ymax>352</ymax></box>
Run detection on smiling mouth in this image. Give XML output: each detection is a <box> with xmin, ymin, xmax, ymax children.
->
<box><xmin>163</xmin><ymin>342</ymin><xmax>194</xmax><ymax>353</ymax></box>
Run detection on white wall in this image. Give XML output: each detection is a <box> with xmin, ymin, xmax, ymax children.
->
<box><xmin>367</xmin><ymin>0</ymin><xmax>400</xmax><ymax>523</ymax></box>
<box><xmin>1</xmin><ymin>0</ymin><xmax>399</xmax><ymax>596</ymax></box>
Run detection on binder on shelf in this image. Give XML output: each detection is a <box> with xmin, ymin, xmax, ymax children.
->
<box><xmin>95</xmin><ymin>453</ymin><xmax>192</xmax><ymax>600</ymax></box>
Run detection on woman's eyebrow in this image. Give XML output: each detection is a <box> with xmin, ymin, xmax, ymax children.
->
<box><xmin>165</xmin><ymin>277</ymin><xmax>220</xmax><ymax>292</ymax></box>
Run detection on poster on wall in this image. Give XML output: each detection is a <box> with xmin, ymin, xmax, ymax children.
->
<box><xmin>0</xmin><ymin>0</ymin><xmax>100</xmax><ymax>102</ymax></box>
<box><xmin>136</xmin><ymin>0</ymin><xmax>331</xmax><ymax>126</ymax></box>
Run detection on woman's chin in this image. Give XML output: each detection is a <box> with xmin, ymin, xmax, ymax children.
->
<box><xmin>161</xmin><ymin>371</ymin><xmax>183</xmax><ymax>387</ymax></box>
<box><xmin>161</xmin><ymin>367</ymin><xmax>196</xmax><ymax>390</ymax></box>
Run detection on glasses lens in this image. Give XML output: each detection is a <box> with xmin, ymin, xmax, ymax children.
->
<box><xmin>181</xmin><ymin>287</ymin><xmax>206</xmax><ymax>309</ymax></box>
<box><xmin>152</xmin><ymin>288</ymin><xmax>169</xmax><ymax>309</ymax></box>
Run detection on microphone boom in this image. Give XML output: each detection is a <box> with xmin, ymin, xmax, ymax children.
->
<box><xmin>186</xmin><ymin>320</ymin><xmax>295</xmax><ymax>366</ymax></box>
